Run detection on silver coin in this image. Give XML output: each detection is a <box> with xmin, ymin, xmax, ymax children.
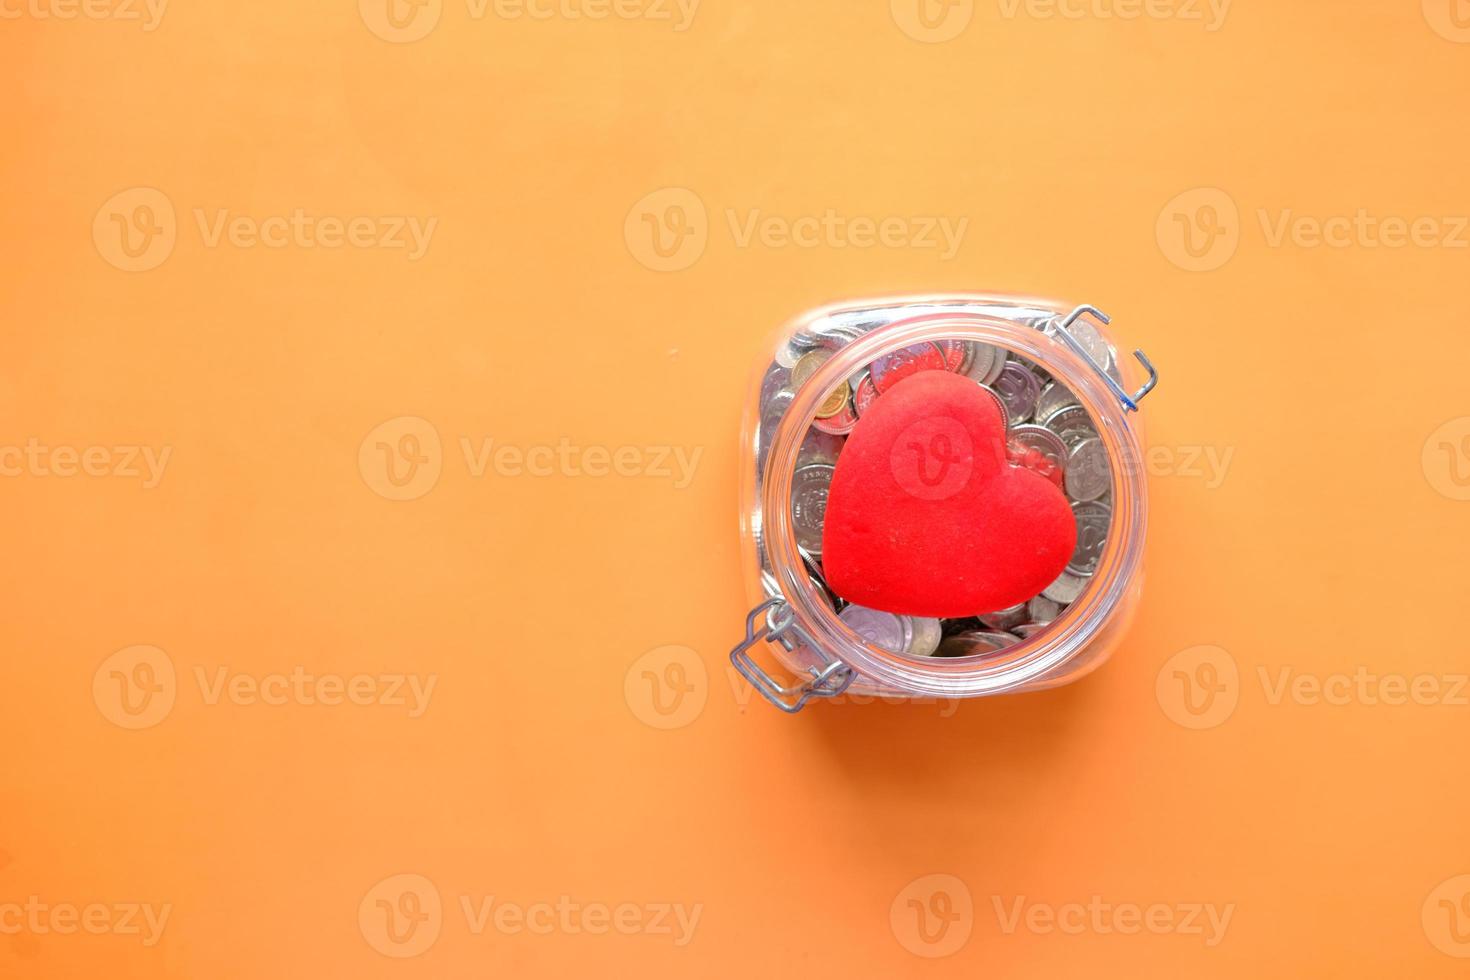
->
<box><xmin>957</xmin><ymin>342</ymin><xmax>976</xmax><ymax>377</ymax></box>
<box><xmin>961</xmin><ymin>342</ymin><xmax>1001</xmax><ymax>386</ymax></box>
<box><xmin>993</xmin><ymin>362</ymin><xmax>1041</xmax><ymax>424</ymax></box>
<box><xmin>852</xmin><ymin>373</ymin><xmax>880</xmax><ymax>417</ymax></box>
<box><xmin>790</xmin><ymin>463</ymin><xmax>834</xmax><ymax>555</ymax></box>
<box><xmin>839</xmin><ymin>605</ymin><xmax>908</xmax><ymax>653</ymax></box>
<box><xmin>1066</xmin><ymin>317</ymin><xmax>1113</xmax><ymax>366</ymax></box>
<box><xmin>982</xmin><ymin>349</ymin><xmax>1007</xmax><ymax>386</ymax></box>
<box><xmin>760</xmin><ymin>362</ymin><xmax>792</xmax><ymax>406</ymax></box>
<box><xmin>1008</xmin><ymin>424</ymin><xmax>1067</xmax><ymax>472</ymax></box>
<box><xmin>800</xmin><ymin>549</ymin><xmax>844</xmax><ymax>611</ymax></box>
<box><xmin>979</xmin><ymin>603</ymin><xmax>1027</xmax><ymax>631</ymax></box>
<box><xmin>1068</xmin><ymin>500</ymin><xmax>1112</xmax><ymax>577</ymax></box>
<box><xmin>1035</xmin><ymin>381</ymin><xmax>1079</xmax><ymax>424</ymax></box>
<box><xmin>940</xmin><ymin>339</ymin><xmax>967</xmax><ymax>373</ymax></box>
<box><xmin>797</xmin><ymin>429</ymin><xmax>844</xmax><ymax>467</ymax></box>
<box><xmin>936</xmin><ymin>630</ymin><xmax>1020</xmax><ymax>658</ymax></box>
<box><xmin>1026</xmin><ymin>596</ymin><xmax>1061</xmax><ymax>623</ymax></box>
<box><xmin>813</xmin><ymin>324</ymin><xmax>864</xmax><ymax>351</ymax></box>
<box><xmin>1043</xmin><ymin>404</ymin><xmax>1098</xmax><ymax>451</ymax></box>
<box><xmin>904</xmin><ymin>617</ymin><xmax>944</xmax><ymax>658</ymax></box>
<box><xmin>1064</xmin><ymin>437</ymin><xmax>1111</xmax><ymax>502</ymax></box>
<box><xmin>757</xmin><ymin>389</ymin><xmax>796</xmax><ymax>471</ymax></box>
<box><xmin>760</xmin><ymin>389</ymin><xmax>795</xmax><ymax>434</ymax></box>
<box><xmin>1041</xmin><ymin>569</ymin><xmax>1087</xmax><ymax>604</ymax></box>
<box><xmin>788</xmin><ymin>330</ymin><xmax>826</xmax><ymax>352</ymax></box>
<box><xmin>869</xmin><ymin>342</ymin><xmax>947</xmax><ymax>393</ymax></box>
<box><xmin>1012</xmin><ymin>623</ymin><xmax>1050</xmax><ymax>639</ymax></box>
<box><xmin>798</xmin><ymin>318</ymin><xmax>860</xmax><ymax>351</ymax></box>
<box><xmin>975</xmin><ymin>384</ymin><xmax>1011</xmax><ymax>431</ymax></box>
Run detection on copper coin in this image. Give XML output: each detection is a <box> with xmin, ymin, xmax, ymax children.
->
<box><xmin>791</xmin><ymin>349</ymin><xmax>832</xmax><ymax>390</ymax></box>
<box><xmin>812</xmin><ymin>399</ymin><xmax>858</xmax><ymax>435</ymax></box>
<box><xmin>814</xmin><ymin>381</ymin><xmax>852</xmax><ymax>419</ymax></box>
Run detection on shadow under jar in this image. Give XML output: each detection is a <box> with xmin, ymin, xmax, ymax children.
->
<box><xmin>733</xmin><ymin>294</ymin><xmax>1159</xmax><ymax>713</ymax></box>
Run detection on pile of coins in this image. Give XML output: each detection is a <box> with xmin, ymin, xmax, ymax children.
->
<box><xmin>760</xmin><ymin>324</ymin><xmax>1117</xmax><ymax>660</ymax></box>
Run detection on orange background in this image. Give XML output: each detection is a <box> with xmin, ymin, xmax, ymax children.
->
<box><xmin>5</xmin><ymin>0</ymin><xmax>1470</xmax><ymax>976</ymax></box>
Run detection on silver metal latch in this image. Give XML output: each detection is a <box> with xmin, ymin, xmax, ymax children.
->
<box><xmin>729</xmin><ymin>598</ymin><xmax>855</xmax><ymax>713</ymax></box>
<box><xmin>1049</xmin><ymin>305</ymin><xmax>1159</xmax><ymax>412</ymax></box>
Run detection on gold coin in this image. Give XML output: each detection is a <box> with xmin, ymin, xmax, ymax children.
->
<box><xmin>815</xmin><ymin>382</ymin><xmax>851</xmax><ymax>419</ymax></box>
<box><xmin>791</xmin><ymin>350</ymin><xmax>831</xmax><ymax>389</ymax></box>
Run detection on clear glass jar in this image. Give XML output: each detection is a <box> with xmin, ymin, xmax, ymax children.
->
<box><xmin>732</xmin><ymin>294</ymin><xmax>1159</xmax><ymax>712</ymax></box>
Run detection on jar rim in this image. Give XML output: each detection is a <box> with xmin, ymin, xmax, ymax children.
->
<box><xmin>756</xmin><ymin>304</ymin><xmax>1148</xmax><ymax>697</ymax></box>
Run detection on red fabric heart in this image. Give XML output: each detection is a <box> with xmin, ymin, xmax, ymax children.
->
<box><xmin>821</xmin><ymin>370</ymin><xmax>1077</xmax><ymax>617</ymax></box>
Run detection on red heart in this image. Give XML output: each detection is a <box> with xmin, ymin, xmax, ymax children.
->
<box><xmin>821</xmin><ymin>370</ymin><xmax>1077</xmax><ymax>617</ymax></box>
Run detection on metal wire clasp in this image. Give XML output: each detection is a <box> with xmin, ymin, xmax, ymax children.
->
<box><xmin>729</xmin><ymin>598</ymin><xmax>855</xmax><ymax>713</ymax></box>
<box><xmin>1050</xmin><ymin>306</ymin><xmax>1159</xmax><ymax>412</ymax></box>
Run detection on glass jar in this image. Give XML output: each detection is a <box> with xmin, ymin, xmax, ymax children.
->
<box><xmin>732</xmin><ymin>294</ymin><xmax>1159</xmax><ymax>713</ymax></box>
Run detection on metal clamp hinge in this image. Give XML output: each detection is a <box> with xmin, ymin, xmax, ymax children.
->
<box><xmin>729</xmin><ymin>598</ymin><xmax>855</xmax><ymax>714</ymax></box>
<box><xmin>1050</xmin><ymin>305</ymin><xmax>1159</xmax><ymax>412</ymax></box>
